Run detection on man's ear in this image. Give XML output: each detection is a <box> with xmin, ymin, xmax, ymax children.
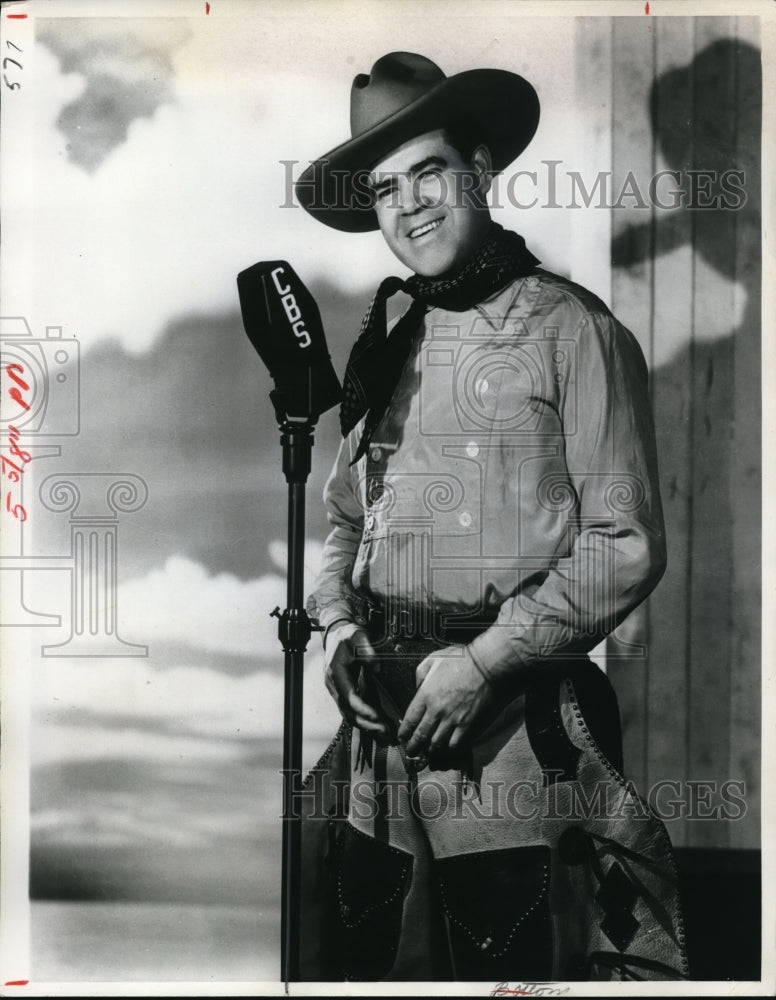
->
<box><xmin>471</xmin><ymin>144</ymin><xmax>493</xmax><ymax>196</ymax></box>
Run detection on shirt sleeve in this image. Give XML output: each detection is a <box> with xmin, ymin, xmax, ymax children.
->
<box><xmin>468</xmin><ymin>308</ymin><xmax>667</xmax><ymax>687</ymax></box>
<box><xmin>306</xmin><ymin>427</ymin><xmax>366</xmax><ymax>630</ymax></box>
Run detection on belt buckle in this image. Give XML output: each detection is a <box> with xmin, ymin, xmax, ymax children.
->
<box><xmin>404</xmin><ymin>752</ymin><xmax>429</xmax><ymax>774</ymax></box>
<box><xmin>392</xmin><ymin>606</ymin><xmax>414</xmax><ymax>639</ymax></box>
<box><xmin>364</xmin><ymin>601</ymin><xmax>387</xmax><ymax>638</ymax></box>
<box><xmin>365</xmin><ymin>602</ymin><xmax>437</xmax><ymax>643</ymax></box>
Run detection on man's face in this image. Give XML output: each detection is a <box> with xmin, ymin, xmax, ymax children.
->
<box><xmin>368</xmin><ymin>129</ymin><xmax>492</xmax><ymax>278</ymax></box>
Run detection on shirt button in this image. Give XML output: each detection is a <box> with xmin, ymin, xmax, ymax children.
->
<box><xmin>466</xmin><ymin>441</ymin><xmax>479</xmax><ymax>458</ymax></box>
<box><xmin>458</xmin><ymin>511</ymin><xmax>472</xmax><ymax>528</ymax></box>
<box><xmin>370</xmin><ymin>447</ymin><xmax>382</xmax><ymax>462</ymax></box>
<box><xmin>366</xmin><ymin>514</ymin><xmax>376</xmax><ymax>531</ymax></box>
<box><xmin>527</xmin><ymin>276</ymin><xmax>539</xmax><ymax>288</ymax></box>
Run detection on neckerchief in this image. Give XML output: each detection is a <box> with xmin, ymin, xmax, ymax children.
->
<box><xmin>340</xmin><ymin>224</ymin><xmax>540</xmax><ymax>464</ymax></box>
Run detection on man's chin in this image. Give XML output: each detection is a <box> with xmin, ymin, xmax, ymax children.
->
<box><xmin>405</xmin><ymin>252</ymin><xmax>456</xmax><ymax>279</ymax></box>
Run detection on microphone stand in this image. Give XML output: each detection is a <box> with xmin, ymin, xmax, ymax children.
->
<box><xmin>270</xmin><ymin>404</ymin><xmax>322</xmax><ymax>985</ymax></box>
<box><xmin>236</xmin><ymin>258</ymin><xmax>341</xmax><ymax>984</ymax></box>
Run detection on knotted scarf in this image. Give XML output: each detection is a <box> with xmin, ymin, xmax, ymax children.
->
<box><xmin>340</xmin><ymin>223</ymin><xmax>540</xmax><ymax>463</ymax></box>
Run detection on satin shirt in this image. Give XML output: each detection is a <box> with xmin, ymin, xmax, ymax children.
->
<box><xmin>309</xmin><ymin>269</ymin><xmax>666</xmax><ymax>688</ymax></box>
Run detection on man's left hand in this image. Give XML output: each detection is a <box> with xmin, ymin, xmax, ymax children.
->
<box><xmin>397</xmin><ymin>645</ymin><xmax>498</xmax><ymax>757</ymax></box>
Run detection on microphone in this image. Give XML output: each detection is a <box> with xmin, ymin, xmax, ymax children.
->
<box><xmin>237</xmin><ymin>260</ymin><xmax>342</xmax><ymax>422</ymax></box>
<box><xmin>238</xmin><ymin>262</ymin><xmax>339</xmax><ymax>980</ymax></box>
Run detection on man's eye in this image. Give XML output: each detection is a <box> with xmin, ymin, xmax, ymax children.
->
<box><xmin>375</xmin><ymin>186</ymin><xmax>396</xmax><ymax>202</ymax></box>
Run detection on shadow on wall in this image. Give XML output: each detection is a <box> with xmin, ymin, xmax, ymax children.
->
<box><xmin>612</xmin><ymin>34</ymin><xmax>762</xmax><ymax>805</ymax></box>
<box><xmin>613</xmin><ymin>38</ymin><xmax>761</xmax><ymax>280</ymax></box>
<box><xmin>609</xmin><ymin>34</ymin><xmax>762</xmax><ymax>976</ymax></box>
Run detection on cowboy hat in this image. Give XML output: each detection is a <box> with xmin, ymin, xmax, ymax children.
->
<box><xmin>294</xmin><ymin>51</ymin><xmax>540</xmax><ymax>233</ymax></box>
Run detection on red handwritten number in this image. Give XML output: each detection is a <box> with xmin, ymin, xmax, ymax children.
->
<box><xmin>6</xmin><ymin>362</ymin><xmax>29</xmax><ymax>388</ymax></box>
<box><xmin>6</xmin><ymin>492</ymin><xmax>27</xmax><ymax>522</ymax></box>
<box><xmin>2</xmin><ymin>368</ymin><xmax>31</xmax><ymax>517</ymax></box>
<box><xmin>5</xmin><ymin>361</ymin><xmax>30</xmax><ymax>390</ymax></box>
<box><xmin>7</xmin><ymin>427</ymin><xmax>31</xmax><ymax>465</ymax></box>
<box><xmin>6</xmin><ymin>362</ymin><xmax>28</xmax><ymax>384</ymax></box>
<box><xmin>5</xmin><ymin>363</ymin><xmax>31</xmax><ymax>410</ymax></box>
<box><xmin>8</xmin><ymin>387</ymin><xmax>29</xmax><ymax>410</ymax></box>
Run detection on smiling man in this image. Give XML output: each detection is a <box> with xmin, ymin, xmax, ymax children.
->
<box><xmin>367</xmin><ymin>129</ymin><xmax>494</xmax><ymax>277</ymax></box>
<box><xmin>296</xmin><ymin>52</ymin><xmax>687</xmax><ymax>983</ymax></box>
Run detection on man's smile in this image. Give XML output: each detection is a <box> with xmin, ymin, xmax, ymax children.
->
<box><xmin>370</xmin><ymin>131</ymin><xmax>492</xmax><ymax>274</ymax></box>
<box><xmin>407</xmin><ymin>217</ymin><xmax>444</xmax><ymax>240</ymax></box>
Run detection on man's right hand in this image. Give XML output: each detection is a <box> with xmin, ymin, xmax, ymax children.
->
<box><xmin>323</xmin><ymin>622</ymin><xmax>388</xmax><ymax>736</ymax></box>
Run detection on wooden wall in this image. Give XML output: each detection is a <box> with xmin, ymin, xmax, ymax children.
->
<box><xmin>576</xmin><ymin>16</ymin><xmax>761</xmax><ymax>849</ymax></box>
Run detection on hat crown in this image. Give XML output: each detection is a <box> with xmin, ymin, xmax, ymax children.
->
<box><xmin>350</xmin><ymin>52</ymin><xmax>447</xmax><ymax>137</ymax></box>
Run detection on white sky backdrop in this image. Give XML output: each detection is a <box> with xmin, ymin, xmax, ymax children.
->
<box><xmin>13</xmin><ymin>10</ymin><xmax>588</xmax><ymax>352</ymax></box>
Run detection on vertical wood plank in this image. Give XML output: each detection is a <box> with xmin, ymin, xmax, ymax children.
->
<box><xmin>572</xmin><ymin>19</ymin><xmax>614</xmax><ymax>679</ymax></box>
<box><xmin>642</xmin><ymin>16</ymin><xmax>696</xmax><ymax>848</ymax></box>
<box><xmin>728</xmin><ymin>16</ymin><xmax>762</xmax><ymax>849</ymax></box>
<box><xmin>608</xmin><ymin>16</ymin><xmax>656</xmax><ymax>793</ymax></box>
<box><xmin>685</xmin><ymin>16</ymin><xmax>738</xmax><ymax>849</ymax></box>
<box><xmin>610</xmin><ymin>18</ymin><xmax>655</xmax><ymax>363</ymax></box>
<box><xmin>579</xmin><ymin>15</ymin><xmax>760</xmax><ymax>849</ymax></box>
<box><xmin>571</xmin><ymin>17</ymin><xmax>612</xmax><ymax>306</ymax></box>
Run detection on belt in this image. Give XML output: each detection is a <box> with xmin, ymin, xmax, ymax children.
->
<box><xmin>360</xmin><ymin>600</ymin><xmax>496</xmax><ymax>647</ymax></box>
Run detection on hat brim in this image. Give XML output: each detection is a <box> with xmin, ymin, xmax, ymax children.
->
<box><xmin>294</xmin><ymin>68</ymin><xmax>540</xmax><ymax>233</ymax></box>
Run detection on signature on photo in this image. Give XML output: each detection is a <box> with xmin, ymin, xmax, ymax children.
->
<box><xmin>490</xmin><ymin>984</ymin><xmax>570</xmax><ymax>998</ymax></box>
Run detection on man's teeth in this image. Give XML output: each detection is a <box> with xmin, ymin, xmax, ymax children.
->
<box><xmin>409</xmin><ymin>219</ymin><xmax>442</xmax><ymax>239</ymax></box>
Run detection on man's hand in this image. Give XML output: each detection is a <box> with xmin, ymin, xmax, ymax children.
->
<box><xmin>324</xmin><ymin>621</ymin><xmax>388</xmax><ymax>736</ymax></box>
<box><xmin>397</xmin><ymin>645</ymin><xmax>498</xmax><ymax>756</ymax></box>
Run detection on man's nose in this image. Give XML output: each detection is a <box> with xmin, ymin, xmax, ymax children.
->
<box><xmin>396</xmin><ymin>175</ymin><xmax>418</xmax><ymax>213</ymax></box>
<box><xmin>398</xmin><ymin>174</ymin><xmax>436</xmax><ymax>213</ymax></box>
